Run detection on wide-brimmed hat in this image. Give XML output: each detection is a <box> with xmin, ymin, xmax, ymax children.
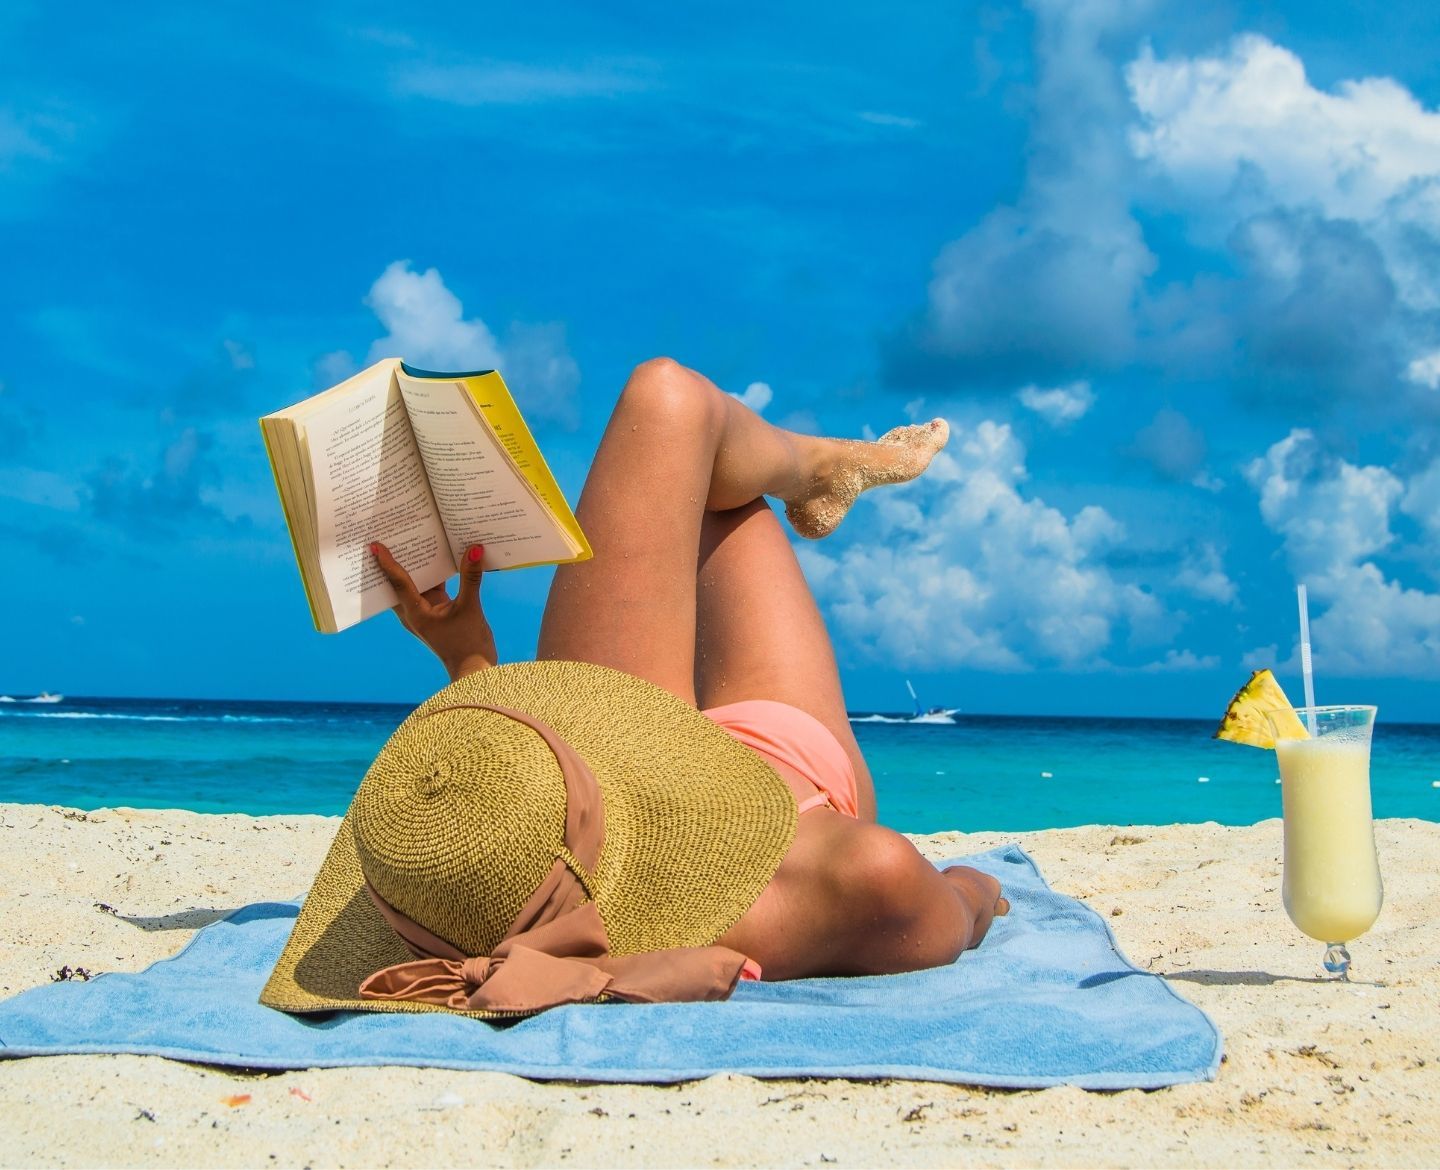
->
<box><xmin>261</xmin><ymin>660</ymin><xmax>796</xmax><ymax>1018</ymax></box>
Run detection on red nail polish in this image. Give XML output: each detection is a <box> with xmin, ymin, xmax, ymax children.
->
<box><xmin>369</xmin><ymin>542</ymin><xmax>379</xmax><ymax>555</ymax></box>
<box><xmin>467</xmin><ymin>546</ymin><xmax>483</xmax><ymax>563</ymax></box>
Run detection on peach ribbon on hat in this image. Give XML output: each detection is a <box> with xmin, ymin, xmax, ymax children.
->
<box><xmin>357</xmin><ymin>703</ymin><xmax>761</xmax><ymax>1013</ymax></box>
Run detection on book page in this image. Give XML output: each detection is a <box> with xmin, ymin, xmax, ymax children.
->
<box><xmin>306</xmin><ymin>367</ymin><xmax>453</xmax><ymax>629</ymax></box>
<box><xmin>397</xmin><ymin>375</ymin><xmax>578</xmax><ymax>569</ymax></box>
<box><xmin>460</xmin><ymin>373</ymin><xmax>590</xmax><ymax>558</ymax></box>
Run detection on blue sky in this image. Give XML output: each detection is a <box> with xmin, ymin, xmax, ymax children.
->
<box><xmin>4</xmin><ymin>1</ymin><xmax>1440</xmax><ymax>719</ymax></box>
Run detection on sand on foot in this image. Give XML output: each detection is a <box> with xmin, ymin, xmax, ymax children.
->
<box><xmin>1</xmin><ymin>803</ymin><xmax>1438</xmax><ymax>1168</ymax></box>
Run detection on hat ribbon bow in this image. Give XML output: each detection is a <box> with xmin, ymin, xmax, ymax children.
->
<box><xmin>357</xmin><ymin>703</ymin><xmax>761</xmax><ymax>1013</ymax></box>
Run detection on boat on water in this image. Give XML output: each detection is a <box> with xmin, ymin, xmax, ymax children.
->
<box><xmin>0</xmin><ymin>692</ymin><xmax>64</xmax><ymax>704</ymax></box>
<box><xmin>904</xmin><ymin>680</ymin><xmax>959</xmax><ymax>725</ymax></box>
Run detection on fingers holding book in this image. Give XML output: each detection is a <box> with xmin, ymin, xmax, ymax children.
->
<box><xmin>370</xmin><ymin>541</ymin><xmax>498</xmax><ymax>683</ymax></box>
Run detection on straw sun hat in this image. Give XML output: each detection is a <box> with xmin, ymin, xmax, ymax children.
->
<box><xmin>261</xmin><ymin>660</ymin><xmax>797</xmax><ymax>1018</ymax></box>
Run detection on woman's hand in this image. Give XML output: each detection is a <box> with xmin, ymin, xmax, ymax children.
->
<box><xmin>370</xmin><ymin>542</ymin><xmax>497</xmax><ymax>682</ymax></box>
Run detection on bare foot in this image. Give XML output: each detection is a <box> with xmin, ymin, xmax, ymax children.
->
<box><xmin>783</xmin><ymin>418</ymin><xmax>950</xmax><ymax>539</ymax></box>
<box><xmin>941</xmin><ymin>865</ymin><xmax>1009</xmax><ymax>951</ymax></box>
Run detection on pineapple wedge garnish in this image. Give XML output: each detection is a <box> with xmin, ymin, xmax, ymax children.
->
<box><xmin>1214</xmin><ymin>669</ymin><xmax>1310</xmax><ymax>748</ymax></box>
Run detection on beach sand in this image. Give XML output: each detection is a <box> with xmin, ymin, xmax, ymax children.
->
<box><xmin>1</xmin><ymin>803</ymin><xmax>1437</xmax><ymax>1168</ymax></box>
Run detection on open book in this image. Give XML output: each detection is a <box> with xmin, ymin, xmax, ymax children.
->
<box><xmin>260</xmin><ymin>359</ymin><xmax>591</xmax><ymax>633</ymax></box>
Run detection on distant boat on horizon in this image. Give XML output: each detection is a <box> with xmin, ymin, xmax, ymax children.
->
<box><xmin>0</xmin><ymin>692</ymin><xmax>64</xmax><ymax>704</ymax></box>
<box><xmin>905</xmin><ymin>680</ymin><xmax>960</xmax><ymax>725</ymax></box>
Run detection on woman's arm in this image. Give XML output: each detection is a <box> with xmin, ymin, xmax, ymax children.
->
<box><xmin>370</xmin><ymin>542</ymin><xmax>497</xmax><ymax>682</ymax></box>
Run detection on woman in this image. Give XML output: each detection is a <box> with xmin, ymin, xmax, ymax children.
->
<box><xmin>369</xmin><ymin>357</ymin><xmax>1006</xmax><ymax>982</ymax></box>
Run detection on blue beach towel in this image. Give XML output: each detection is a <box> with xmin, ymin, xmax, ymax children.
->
<box><xmin>0</xmin><ymin>846</ymin><xmax>1220</xmax><ymax>1088</ymax></box>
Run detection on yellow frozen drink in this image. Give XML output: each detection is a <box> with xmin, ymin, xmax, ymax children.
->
<box><xmin>1268</xmin><ymin>703</ymin><xmax>1382</xmax><ymax>968</ymax></box>
<box><xmin>1275</xmin><ymin>734</ymin><xmax>1383</xmax><ymax>943</ymax></box>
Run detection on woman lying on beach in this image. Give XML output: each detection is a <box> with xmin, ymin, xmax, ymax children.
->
<box><xmin>365</xmin><ymin>357</ymin><xmax>1007</xmax><ymax>985</ymax></box>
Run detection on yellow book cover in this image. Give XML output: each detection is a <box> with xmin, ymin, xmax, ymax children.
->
<box><xmin>260</xmin><ymin>358</ymin><xmax>590</xmax><ymax>633</ymax></box>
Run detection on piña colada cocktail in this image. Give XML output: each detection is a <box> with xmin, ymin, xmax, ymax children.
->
<box><xmin>1214</xmin><ymin>672</ymin><xmax>1383</xmax><ymax>979</ymax></box>
<box><xmin>1269</xmin><ymin>705</ymin><xmax>1382</xmax><ymax>977</ymax></box>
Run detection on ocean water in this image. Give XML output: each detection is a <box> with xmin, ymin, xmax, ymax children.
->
<box><xmin>1</xmin><ymin>696</ymin><xmax>1437</xmax><ymax>832</ymax></box>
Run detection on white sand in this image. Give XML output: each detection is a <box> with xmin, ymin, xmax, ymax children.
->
<box><xmin>2</xmin><ymin>803</ymin><xmax>1438</xmax><ymax>1168</ymax></box>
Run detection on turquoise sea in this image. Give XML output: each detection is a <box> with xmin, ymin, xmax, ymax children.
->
<box><xmin>1</xmin><ymin>696</ymin><xmax>1437</xmax><ymax>833</ymax></box>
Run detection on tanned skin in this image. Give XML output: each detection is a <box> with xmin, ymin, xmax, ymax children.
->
<box><xmin>372</xmin><ymin>357</ymin><xmax>1007</xmax><ymax>981</ymax></box>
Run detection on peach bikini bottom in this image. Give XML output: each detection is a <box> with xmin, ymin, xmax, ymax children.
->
<box><xmin>702</xmin><ymin>699</ymin><xmax>860</xmax><ymax>819</ymax></box>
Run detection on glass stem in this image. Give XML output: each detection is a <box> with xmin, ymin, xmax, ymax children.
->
<box><xmin>1323</xmin><ymin>942</ymin><xmax>1351</xmax><ymax>981</ymax></box>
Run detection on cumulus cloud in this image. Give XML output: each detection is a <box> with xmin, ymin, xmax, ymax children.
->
<box><xmin>1406</xmin><ymin>351</ymin><xmax>1440</xmax><ymax>390</ymax></box>
<box><xmin>365</xmin><ymin>261</ymin><xmax>580</xmax><ymax>428</ymax></box>
<box><xmin>799</xmin><ymin>418</ymin><xmax>1166</xmax><ymax>671</ymax></box>
<box><xmin>888</xmin><ymin>0</ymin><xmax>1155</xmax><ymax>384</ymax></box>
<box><xmin>729</xmin><ymin>382</ymin><xmax>773</xmax><ymax>414</ymax></box>
<box><xmin>1173</xmin><ymin>542</ymin><xmax>1236</xmax><ymax>606</ymax></box>
<box><xmin>1399</xmin><ymin>457</ymin><xmax>1440</xmax><ymax>549</ymax></box>
<box><xmin>1231</xmin><ymin>211</ymin><xmax>1399</xmax><ymax>398</ymax></box>
<box><xmin>1127</xmin><ymin>36</ymin><xmax>1440</xmax><ymax>234</ymax></box>
<box><xmin>1245</xmin><ymin>429</ymin><xmax>1440</xmax><ymax>676</ymax></box>
<box><xmin>1140</xmin><ymin>648</ymin><xmax>1221</xmax><ymax>672</ymax></box>
<box><xmin>1016</xmin><ymin>380</ymin><xmax>1094</xmax><ymax>426</ymax></box>
<box><xmin>366</xmin><ymin>262</ymin><xmax>503</xmax><ymax>371</ymax></box>
<box><xmin>1127</xmin><ymin>34</ymin><xmax>1440</xmax><ymax>396</ymax></box>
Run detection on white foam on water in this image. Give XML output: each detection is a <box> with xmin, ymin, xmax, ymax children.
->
<box><xmin>1</xmin><ymin>711</ymin><xmax>302</xmax><ymax>724</ymax></box>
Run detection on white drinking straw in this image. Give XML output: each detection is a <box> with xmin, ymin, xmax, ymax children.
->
<box><xmin>1297</xmin><ymin>583</ymin><xmax>1317</xmax><ymax>733</ymax></box>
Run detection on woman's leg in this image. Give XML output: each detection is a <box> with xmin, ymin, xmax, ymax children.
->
<box><xmin>695</xmin><ymin>500</ymin><xmax>878</xmax><ymax>820</ymax></box>
<box><xmin>537</xmin><ymin>357</ymin><xmax>946</xmax><ymax>704</ymax></box>
<box><xmin>696</xmin><ymin>513</ymin><xmax>1010</xmax><ymax>975</ymax></box>
<box><xmin>537</xmin><ymin>358</ymin><xmax>996</xmax><ymax>977</ymax></box>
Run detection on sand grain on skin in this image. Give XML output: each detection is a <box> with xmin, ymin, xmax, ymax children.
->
<box><xmin>784</xmin><ymin>419</ymin><xmax>949</xmax><ymax>539</ymax></box>
<box><xmin>2</xmin><ymin>804</ymin><xmax>1438</xmax><ymax>1168</ymax></box>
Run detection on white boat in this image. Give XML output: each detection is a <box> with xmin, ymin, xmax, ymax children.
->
<box><xmin>904</xmin><ymin>680</ymin><xmax>959</xmax><ymax>725</ymax></box>
<box><xmin>25</xmin><ymin>692</ymin><xmax>64</xmax><ymax>704</ymax></box>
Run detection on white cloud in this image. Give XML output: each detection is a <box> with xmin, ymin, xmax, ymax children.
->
<box><xmin>1016</xmin><ymin>380</ymin><xmax>1094</xmax><ymax>426</ymax></box>
<box><xmin>1128</xmin><ymin>36</ymin><xmax>1440</xmax><ymax>225</ymax></box>
<box><xmin>365</xmin><ymin>261</ymin><xmax>579</xmax><ymax>427</ymax></box>
<box><xmin>366</xmin><ymin>261</ymin><xmax>502</xmax><ymax>371</ymax></box>
<box><xmin>1173</xmin><ymin>542</ymin><xmax>1236</xmax><ymax>605</ymax></box>
<box><xmin>1127</xmin><ymin>34</ymin><xmax>1440</xmax><ymax>317</ymax></box>
<box><xmin>800</xmin><ymin>418</ymin><xmax>1165</xmax><ymax>671</ymax></box>
<box><xmin>1405</xmin><ymin>351</ymin><xmax>1440</xmax><ymax>390</ymax></box>
<box><xmin>1140</xmin><ymin>648</ymin><xmax>1221</xmax><ymax>672</ymax></box>
<box><xmin>729</xmin><ymin>382</ymin><xmax>773</xmax><ymax>414</ymax></box>
<box><xmin>1400</xmin><ymin>457</ymin><xmax>1440</xmax><ymax>547</ymax></box>
<box><xmin>1245</xmin><ymin>429</ymin><xmax>1440</xmax><ymax>676</ymax></box>
<box><xmin>1246</xmin><ymin>429</ymin><xmax>1400</xmax><ymax>577</ymax></box>
<box><xmin>898</xmin><ymin>0</ymin><xmax>1155</xmax><ymax>378</ymax></box>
